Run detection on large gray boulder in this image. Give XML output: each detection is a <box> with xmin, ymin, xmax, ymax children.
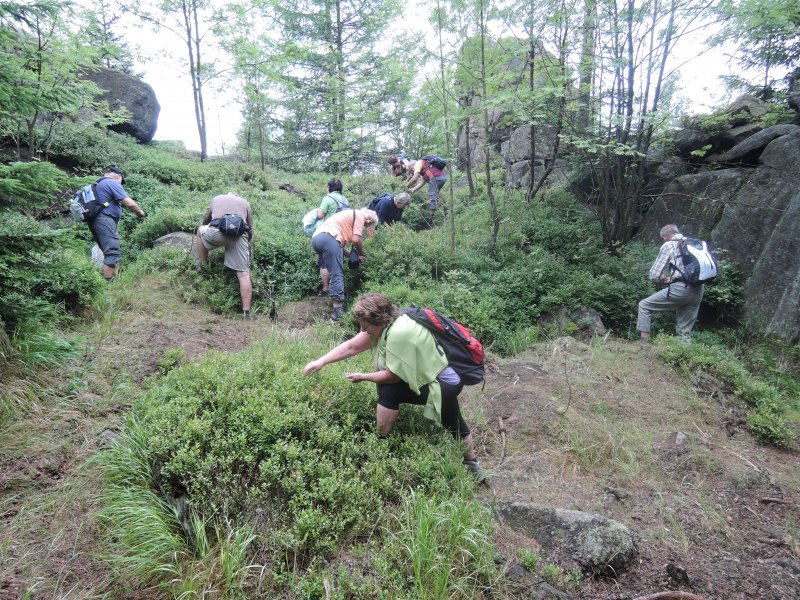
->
<box><xmin>83</xmin><ymin>67</ymin><xmax>160</xmax><ymax>143</ymax></box>
<box><xmin>153</xmin><ymin>232</ymin><xmax>200</xmax><ymax>258</ymax></box>
<box><xmin>671</xmin><ymin>128</ymin><xmax>711</xmax><ymax>157</ymax></box>
<box><xmin>457</xmin><ymin>107</ymin><xmax>513</xmax><ymax>169</ymax></box>
<box><xmin>724</xmin><ymin>95</ymin><xmax>771</xmax><ymax>126</ymax></box>
<box><xmin>640</xmin><ymin>128</ymin><xmax>800</xmax><ymax>342</ymax></box>
<box><xmin>496</xmin><ymin>502</ymin><xmax>637</xmax><ymax>575</ymax></box>
<box><xmin>500</xmin><ymin>125</ymin><xmax>566</xmax><ymax>189</ymax></box>
<box><xmin>718</xmin><ymin>124</ymin><xmax>800</xmax><ymax>164</ymax></box>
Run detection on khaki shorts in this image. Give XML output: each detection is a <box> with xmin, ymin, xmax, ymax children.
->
<box><xmin>198</xmin><ymin>225</ymin><xmax>250</xmax><ymax>272</ymax></box>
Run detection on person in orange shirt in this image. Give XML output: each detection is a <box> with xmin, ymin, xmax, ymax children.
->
<box><xmin>311</xmin><ymin>208</ymin><xmax>378</xmax><ymax>321</ymax></box>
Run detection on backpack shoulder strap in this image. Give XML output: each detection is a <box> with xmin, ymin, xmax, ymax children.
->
<box><xmin>90</xmin><ymin>182</ymin><xmax>110</xmax><ymax>207</ymax></box>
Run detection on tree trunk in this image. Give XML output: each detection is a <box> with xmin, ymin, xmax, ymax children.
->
<box><xmin>479</xmin><ymin>0</ymin><xmax>499</xmax><ymax>255</ymax></box>
<box><xmin>526</xmin><ymin>40</ymin><xmax>537</xmax><ymax>203</ymax></box>
<box><xmin>576</xmin><ymin>0</ymin><xmax>597</xmax><ymax>134</ymax></box>
<box><xmin>183</xmin><ymin>0</ymin><xmax>208</xmax><ymax>161</ymax></box>
<box><xmin>435</xmin><ymin>0</ymin><xmax>456</xmax><ymax>249</ymax></box>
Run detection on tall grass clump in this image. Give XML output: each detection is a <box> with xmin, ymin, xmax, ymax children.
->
<box><xmin>96</xmin><ymin>417</ymin><xmax>259</xmax><ymax>597</ymax></box>
<box><xmin>382</xmin><ymin>490</ymin><xmax>499</xmax><ymax>599</ymax></box>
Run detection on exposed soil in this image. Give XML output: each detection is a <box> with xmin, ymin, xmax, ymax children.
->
<box><xmin>1</xmin><ymin>276</ymin><xmax>797</xmax><ymax>599</ymax></box>
<box><xmin>467</xmin><ymin>337</ymin><xmax>800</xmax><ymax>599</ymax></box>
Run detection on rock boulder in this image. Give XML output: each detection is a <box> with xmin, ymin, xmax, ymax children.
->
<box><xmin>83</xmin><ymin>67</ymin><xmax>160</xmax><ymax>143</ymax></box>
<box><xmin>640</xmin><ymin>128</ymin><xmax>800</xmax><ymax>342</ymax></box>
<box><xmin>496</xmin><ymin>502</ymin><xmax>637</xmax><ymax>575</ymax></box>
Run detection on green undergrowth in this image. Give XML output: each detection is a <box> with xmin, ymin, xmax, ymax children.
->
<box><xmin>657</xmin><ymin>336</ymin><xmax>799</xmax><ymax>447</ymax></box>
<box><xmin>96</xmin><ymin>330</ymin><xmax>500</xmax><ymax>597</ymax></box>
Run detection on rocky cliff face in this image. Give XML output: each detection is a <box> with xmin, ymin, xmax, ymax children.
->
<box><xmin>637</xmin><ymin>97</ymin><xmax>800</xmax><ymax>342</ymax></box>
<box><xmin>477</xmin><ymin>76</ymin><xmax>800</xmax><ymax>340</ymax></box>
<box><xmin>82</xmin><ymin>67</ymin><xmax>160</xmax><ymax>143</ymax></box>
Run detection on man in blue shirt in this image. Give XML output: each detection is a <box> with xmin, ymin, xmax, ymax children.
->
<box><xmin>88</xmin><ymin>166</ymin><xmax>146</xmax><ymax>280</ymax></box>
<box><xmin>374</xmin><ymin>192</ymin><xmax>411</xmax><ymax>226</ymax></box>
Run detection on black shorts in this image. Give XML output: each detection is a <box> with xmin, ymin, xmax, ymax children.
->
<box><xmin>377</xmin><ymin>378</ymin><xmax>470</xmax><ymax>439</ymax></box>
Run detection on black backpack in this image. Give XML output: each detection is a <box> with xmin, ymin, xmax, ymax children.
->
<box><xmin>400</xmin><ymin>305</ymin><xmax>485</xmax><ymax>385</ymax></box>
<box><xmin>422</xmin><ymin>154</ymin><xmax>447</xmax><ymax>170</ymax></box>
<box><xmin>212</xmin><ymin>214</ymin><xmax>251</xmax><ymax>237</ymax></box>
<box><xmin>367</xmin><ymin>192</ymin><xmax>393</xmax><ymax>211</ymax></box>
<box><xmin>69</xmin><ymin>183</ymin><xmax>109</xmax><ymax>222</ymax></box>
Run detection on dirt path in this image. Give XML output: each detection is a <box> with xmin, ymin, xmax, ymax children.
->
<box><xmin>1</xmin><ymin>278</ymin><xmax>798</xmax><ymax>599</ymax></box>
<box><xmin>0</xmin><ymin>277</ymin><xmax>331</xmax><ymax>599</ymax></box>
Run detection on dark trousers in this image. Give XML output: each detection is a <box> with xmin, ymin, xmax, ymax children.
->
<box><xmin>377</xmin><ymin>378</ymin><xmax>470</xmax><ymax>439</ymax></box>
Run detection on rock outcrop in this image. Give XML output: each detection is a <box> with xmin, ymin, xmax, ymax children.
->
<box><xmin>83</xmin><ymin>67</ymin><xmax>160</xmax><ymax>143</ymax></box>
<box><xmin>496</xmin><ymin>502</ymin><xmax>638</xmax><ymax>575</ymax></box>
<box><xmin>455</xmin><ymin>40</ymin><xmax>567</xmax><ymax>190</ymax></box>
<box><xmin>455</xmin><ymin>50</ymin><xmax>800</xmax><ymax>342</ymax></box>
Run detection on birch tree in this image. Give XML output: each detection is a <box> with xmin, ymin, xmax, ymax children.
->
<box><xmin>132</xmin><ymin>0</ymin><xmax>220</xmax><ymax>161</ymax></box>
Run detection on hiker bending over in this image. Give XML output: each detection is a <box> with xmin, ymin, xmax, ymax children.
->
<box><xmin>311</xmin><ymin>208</ymin><xmax>378</xmax><ymax>321</ymax></box>
<box><xmin>196</xmin><ymin>193</ymin><xmax>255</xmax><ymax>320</ymax></box>
<box><xmin>407</xmin><ymin>156</ymin><xmax>446</xmax><ymax>218</ymax></box>
<box><xmin>387</xmin><ymin>154</ymin><xmax>414</xmax><ymax>179</ymax></box>
<box><xmin>637</xmin><ymin>224</ymin><xmax>704</xmax><ymax>344</ymax></box>
<box><xmin>314</xmin><ymin>179</ymin><xmax>351</xmax><ymax>297</ymax></box>
<box><xmin>374</xmin><ymin>192</ymin><xmax>412</xmax><ymax>226</ymax></box>
<box><xmin>87</xmin><ymin>166</ymin><xmax>146</xmax><ymax>281</ymax></box>
<box><xmin>303</xmin><ymin>292</ymin><xmax>485</xmax><ymax>481</ymax></box>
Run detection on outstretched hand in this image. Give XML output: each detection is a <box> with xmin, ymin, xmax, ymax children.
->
<box><xmin>345</xmin><ymin>372</ymin><xmax>366</xmax><ymax>383</ymax></box>
<box><xmin>303</xmin><ymin>360</ymin><xmax>323</xmax><ymax>376</ymax></box>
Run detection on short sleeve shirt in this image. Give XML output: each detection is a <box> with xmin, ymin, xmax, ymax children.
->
<box><xmin>207</xmin><ymin>193</ymin><xmax>254</xmax><ymax>234</ymax></box>
<box><xmin>94</xmin><ymin>177</ymin><xmax>129</xmax><ymax>220</ymax></box>
<box><xmin>313</xmin><ymin>209</ymin><xmax>366</xmax><ymax>246</ymax></box>
<box><xmin>318</xmin><ymin>192</ymin><xmax>349</xmax><ymax>220</ymax></box>
<box><xmin>413</xmin><ymin>160</ymin><xmax>444</xmax><ymax>182</ymax></box>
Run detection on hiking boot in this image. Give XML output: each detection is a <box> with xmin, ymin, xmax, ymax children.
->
<box><xmin>463</xmin><ymin>458</ymin><xmax>487</xmax><ymax>483</ymax></box>
<box><xmin>330</xmin><ymin>306</ymin><xmax>346</xmax><ymax>321</ymax></box>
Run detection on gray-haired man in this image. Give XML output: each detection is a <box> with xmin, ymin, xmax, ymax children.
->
<box><xmin>637</xmin><ymin>224</ymin><xmax>705</xmax><ymax>344</ymax></box>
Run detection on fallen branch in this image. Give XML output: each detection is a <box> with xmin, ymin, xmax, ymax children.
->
<box><xmin>323</xmin><ymin>577</ymin><xmax>331</xmax><ymax>600</ymax></box>
<box><xmin>630</xmin><ymin>592</ymin><xmax>705</xmax><ymax>600</ymax></box>
<box><xmin>757</xmin><ymin>536</ymin><xmax>793</xmax><ymax>548</ymax></box>
<box><xmin>759</xmin><ymin>497</ymin><xmax>790</xmax><ymax>505</ymax></box>
<box><xmin>497</xmin><ymin>416</ymin><xmax>507</xmax><ymax>466</ymax></box>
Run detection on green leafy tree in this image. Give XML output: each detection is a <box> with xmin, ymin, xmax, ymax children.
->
<box><xmin>0</xmin><ymin>0</ymin><xmax>101</xmax><ymax>158</ymax></box>
<box><xmin>244</xmin><ymin>0</ymin><xmax>402</xmax><ymax>173</ymax></box>
<box><xmin>713</xmin><ymin>0</ymin><xmax>800</xmax><ymax>98</ymax></box>
<box><xmin>132</xmin><ymin>0</ymin><xmax>221</xmax><ymax>161</ymax></box>
<box><xmin>84</xmin><ymin>0</ymin><xmax>136</xmax><ymax>73</ymax></box>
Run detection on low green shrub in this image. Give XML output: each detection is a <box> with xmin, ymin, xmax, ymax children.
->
<box><xmin>0</xmin><ymin>215</ymin><xmax>105</xmax><ymax>336</ymax></box>
<box><xmin>699</xmin><ymin>260</ymin><xmax>745</xmax><ymax>325</ymax></box>
<box><xmin>111</xmin><ymin>332</ymin><xmax>493</xmax><ymax>595</ymax></box>
<box><xmin>657</xmin><ymin>337</ymin><xmax>798</xmax><ymax>447</ymax></box>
